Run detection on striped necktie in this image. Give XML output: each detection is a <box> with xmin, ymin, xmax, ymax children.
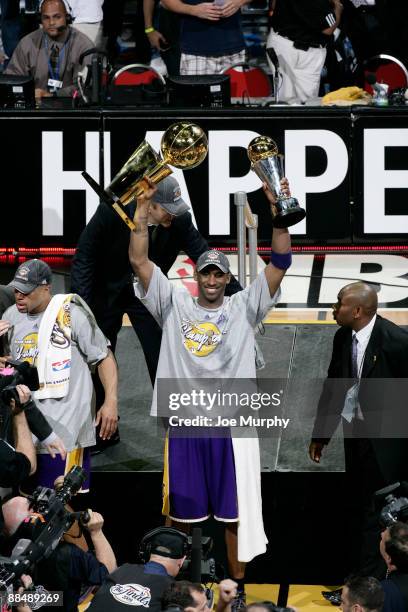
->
<box><xmin>49</xmin><ymin>43</ymin><xmax>59</xmax><ymax>78</ymax></box>
<box><xmin>351</xmin><ymin>334</ymin><xmax>358</xmax><ymax>379</ymax></box>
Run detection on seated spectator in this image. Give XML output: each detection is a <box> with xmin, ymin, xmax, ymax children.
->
<box><xmin>341</xmin><ymin>576</ymin><xmax>384</xmax><ymax>612</ymax></box>
<box><xmin>70</xmin><ymin>0</ymin><xmax>104</xmax><ymax>48</ymax></box>
<box><xmin>161</xmin><ymin>0</ymin><xmax>248</xmax><ymax>75</ymax></box>
<box><xmin>380</xmin><ymin>522</ymin><xmax>408</xmax><ymax>612</ymax></box>
<box><xmin>2</xmin><ymin>496</ymin><xmax>116</xmax><ymax>612</ymax></box>
<box><xmin>5</xmin><ymin>0</ymin><xmax>94</xmax><ymax>101</ymax></box>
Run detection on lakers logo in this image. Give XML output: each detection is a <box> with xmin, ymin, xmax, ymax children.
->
<box><xmin>14</xmin><ymin>332</ymin><xmax>39</xmax><ymax>364</ymax></box>
<box><xmin>51</xmin><ymin>302</ymin><xmax>71</xmax><ymax>349</ymax></box>
<box><xmin>57</xmin><ymin>302</ymin><xmax>71</xmax><ymax>331</ymax></box>
<box><xmin>181</xmin><ymin>320</ymin><xmax>222</xmax><ymax>357</ymax></box>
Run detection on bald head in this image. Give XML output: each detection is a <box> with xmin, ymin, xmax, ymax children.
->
<box><xmin>341</xmin><ymin>282</ymin><xmax>378</xmax><ymax>316</ymax></box>
<box><xmin>40</xmin><ymin>0</ymin><xmax>67</xmax><ymax>12</ymax></box>
<box><xmin>40</xmin><ymin>0</ymin><xmax>69</xmax><ymax>39</ymax></box>
<box><xmin>2</xmin><ymin>496</ymin><xmax>30</xmax><ymax>536</ymax></box>
<box><xmin>333</xmin><ymin>282</ymin><xmax>378</xmax><ymax>331</ymax></box>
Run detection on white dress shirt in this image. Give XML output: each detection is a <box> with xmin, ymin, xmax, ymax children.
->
<box><xmin>353</xmin><ymin>314</ymin><xmax>377</xmax><ymax>378</ymax></box>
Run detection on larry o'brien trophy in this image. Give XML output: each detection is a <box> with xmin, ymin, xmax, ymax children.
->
<box><xmin>82</xmin><ymin>122</ymin><xmax>208</xmax><ymax>230</ymax></box>
<box><xmin>247</xmin><ymin>136</ymin><xmax>306</xmax><ymax>228</ymax></box>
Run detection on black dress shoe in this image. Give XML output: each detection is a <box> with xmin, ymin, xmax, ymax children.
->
<box><xmin>91</xmin><ymin>430</ymin><xmax>121</xmax><ymax>455</ymax></box>
<box><xmin>322</xmin><ymin>588</ymin><xmax>342</xmax><ymax>606</ymax></box>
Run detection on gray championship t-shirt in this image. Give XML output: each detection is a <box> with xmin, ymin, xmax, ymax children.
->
<box><xmin>3</xmin><ymin>302</ymin><xmax>109</xmax><ymax>451</ymax></box>
<box><xmin>134</xmin><ymin>265</ymin><xmax>280</xmax><ymax>416</ymax></box>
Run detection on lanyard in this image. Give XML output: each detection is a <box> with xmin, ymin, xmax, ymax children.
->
<box><xmin>44</xmin><ymin>34</ymin><xmax>69</xmax><ymax>81</ymax></box>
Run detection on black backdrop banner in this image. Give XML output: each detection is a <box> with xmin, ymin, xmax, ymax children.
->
<box><xmin>0</xmin><ymin>107</ymin><xmax>407</xmax><ymax>247</ymax></box>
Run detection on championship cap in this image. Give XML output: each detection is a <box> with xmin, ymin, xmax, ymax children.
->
<box><xmin>196</xmin><ymin>250</ymin><xmax>230</xmax><ymax>274</ymax></box>
<box><xmin>154</xmin><ymin>176</ymin><xmax>189</xmax><ymax>216</ymax></box>
<box><xmin>9</xmin><ymin>259</ymin><xmax>52</xmax><ymax>294</ymax></box>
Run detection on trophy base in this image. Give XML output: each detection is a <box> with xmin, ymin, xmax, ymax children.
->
<box><xmin>273</xmin><ymin>198</ymin><xmax>306</xmax><ymax>229</ymax></box>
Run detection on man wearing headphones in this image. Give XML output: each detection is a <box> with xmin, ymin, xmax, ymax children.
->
<box><xmin>5</xmin><ymin>0</ymin><xmax>94</xmax><ymax>100</ymax></box>
<box><xmin>88</xmin><ymin>527</ymin><xmax>188</xmax><ymax>611</ymax></box>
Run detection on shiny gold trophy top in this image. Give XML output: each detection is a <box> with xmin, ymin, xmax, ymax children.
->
<box><xmin>248</xmin><ymin>135</ymin><xmax>306</xmax><ymax>228</ymax></box>
<box><xmin>82</xmin><ymin>122</ymin><xmax>208</xmax><ymax>230</ymax></box>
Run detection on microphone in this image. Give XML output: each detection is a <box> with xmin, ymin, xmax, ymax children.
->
<box><xmin>266</xmin><ymin>47</ymin><xmax>280</xmax><ymax>70</ymax></box>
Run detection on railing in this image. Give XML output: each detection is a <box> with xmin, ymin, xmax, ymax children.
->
<box><xmin>234</xmin><ymin>191</ymin><xmax>258</xmax><ymax>287</ymax></box>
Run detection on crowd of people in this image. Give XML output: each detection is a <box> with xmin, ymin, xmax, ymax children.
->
<box><xmin>0</xmin><ymin>0</ymin><xmax>407</xmax><ymax>103</ymax></box>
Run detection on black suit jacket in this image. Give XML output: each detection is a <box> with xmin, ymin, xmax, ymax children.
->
<box><xmin>312</xmin><ymin>315</ymin><xmax>408</xmax><ymax>482</ymax></box>
<box><xmin>71</xmin><ymin>201</ymin><xmax>241</xmax><ymax>315</ymax></box>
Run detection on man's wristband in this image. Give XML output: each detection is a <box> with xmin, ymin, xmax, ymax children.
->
<box><xmin>270</xmin><ymin>250</ymin><xmax>292</xmax><ymax>270</ymax></box>
<box><xmin>144</xmin><ymin>26</ymin><xmax>155</xmax><ymax>34</ymax></box>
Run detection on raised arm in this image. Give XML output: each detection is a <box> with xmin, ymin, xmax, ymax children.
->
<box><xmin>85</xmin><ymin>510</ymin><xmax>117</xmax><ymax>573</ymax></box>
<box><xmin>12</xmin><ymin>386</ymin><xmax>37</xmax><ymax>476</ymax></box>
<box><xmin>128</xmin><ymin>180</ymin><xmax>157</xmax><ymax>292</ymax></box>
<box><xmin>263</xmin><ymin>180</ymin><xmax>292</xmax><ymax>297</ymax></box>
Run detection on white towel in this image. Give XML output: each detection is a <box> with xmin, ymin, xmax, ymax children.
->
<box><xmin>232</xmin><ymin>436</ymin><xmax>268</xmax><ymax>562</ymax></box>
<box><xmin>34</xmin><ymin>293</ymin><xmax>96</xmax><ymax>400</ymax></box>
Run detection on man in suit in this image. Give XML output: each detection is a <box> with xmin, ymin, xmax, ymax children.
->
<box><xmin>71</xmin><ymin>175</ymin><xmax>241</xmax><ymax>451</ymax></box>
<box><xmin>309</xmin><ymin>281</ymin><xmax>408</xmax><ymax>577</ymax></box>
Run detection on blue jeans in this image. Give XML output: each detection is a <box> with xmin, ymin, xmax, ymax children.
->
<box><xmin>0</xmin><ymin>0</ymin><xmax>22</xmax><ymax>58</ymax></box>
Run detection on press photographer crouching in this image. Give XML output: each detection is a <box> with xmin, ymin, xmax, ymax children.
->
<box><xmin>0</xmin><ymin>360</ymin><xmax>66</xmax><ymax>499</ymax></box>
<box><xmin>0</xmin><ymin>377</ymin><xmax>37</xmax><ymax>526</ymax></box>
<box><xmin>88</xmin><ymin>527</ymin><xmax>188</xmax><ymax>611</ymax></box>
<box><xmin>1</xmin><ymin>468</ymin><xmax>116</xmax><ymax>612</ymax></box>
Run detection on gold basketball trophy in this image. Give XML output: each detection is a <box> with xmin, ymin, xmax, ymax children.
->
<box><xmin>82</xmin><ymin>122</ymin><xmax>208</xmax><ymax>230</ymax></box>
<box><xmin>247</xmin><ymin>136</ymin><xmax>306</xmax><ymax>228</ymax></box>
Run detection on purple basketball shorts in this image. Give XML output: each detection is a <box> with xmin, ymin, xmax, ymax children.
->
<box><xmin>165</xmin><ymin>430</ymin><xmax>238</xmax><ymax>522</ymax></box>
<box><xmin>20</xmin><ymin>447</ymin><xmax>91</xmax><ymax>495</ymax></box>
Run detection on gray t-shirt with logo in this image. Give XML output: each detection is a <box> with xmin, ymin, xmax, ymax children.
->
<box><xmin>134</xmin><ymin>264</ymin><xmax>280</xmax><ymax>416</ymax></box>
<box><xmin>3</xmin><ymin>302</ymin><xmax>109</xmax><ymax>451</ymax></box>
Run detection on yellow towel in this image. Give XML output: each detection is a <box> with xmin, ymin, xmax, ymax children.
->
<box><xmin>322</xmin><ymin>86</ymin><xmax>371</xmax><ymax>105</ymax></box>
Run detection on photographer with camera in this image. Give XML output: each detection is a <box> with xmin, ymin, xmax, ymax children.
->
<box><xmin>380</xmin><ymin>522</ymin><xmax>408</xmax><ymax>612</ymax></box>
<box><xmin>0</xmin><ymin>384</ymin><xmax>36</xmax><ymax>501</ymax></box>
<box><xmin>0</xmin><ymin>360</ymin><xmax>67</xmax><ymax>462</ymax></box>
<box><xmin>2</xmin><ymin>493</ymin><xmax>116</xmax><ymax>612</ymax></box>
<box><xmin>88</xmin><ymin>527</ymin><xmax>188</xmax><ymax>611</ymax></box>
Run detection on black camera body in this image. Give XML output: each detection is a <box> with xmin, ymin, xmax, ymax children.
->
<box><xmin>0</xmin><ymin>466</ymin><xmax>86</xmax><ymax>588</ymax></box>
<box><xmin>0</xmin><ymin>360</ymin><xmax>39</xmax><ymax>405</ymax></box>
<box><xmin>375</xmin><ymin>482</ymin><xmax>408</xmax><ymax>527</ymax></box>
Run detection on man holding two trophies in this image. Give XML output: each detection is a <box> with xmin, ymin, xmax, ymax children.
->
<box><xmin>128</xmin><ymin>156</ymin><xmax>294</xmax><ymax>607</ymax></box>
